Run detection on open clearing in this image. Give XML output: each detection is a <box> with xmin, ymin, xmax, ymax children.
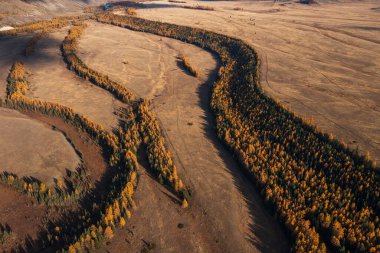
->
<box><xmin>78</xmin><ymin>21</ymin><xmax>288</xmax><ymax>252</ymax></box>
<box><xmin>0</xmin><ymin>108</ymin><xmax>79</xmax><ymax>182</ymax></box>
<box><xmin>138</xmin><ymin>0</ymin><xmax>380</xmax><ymax>165</ymax></box>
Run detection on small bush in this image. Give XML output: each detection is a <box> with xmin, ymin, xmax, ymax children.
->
<box><xmin>125</xmin><ymin>7</ymin><xmax>137</xmax><ymax>16</ymax></box>
<box><xmin>169</xmin><ymin>0</ymin><xmax>186</xmax><ymax>3</ymax></box>
<box><xmin>179</xmin><ymin>53</ymin><xmax>200</xmax><ymax>77</ymax></box>
<box><xmin>183</xmin><ymin>5</ymin><xmax>214</xmax><ymax>11</ymax></box>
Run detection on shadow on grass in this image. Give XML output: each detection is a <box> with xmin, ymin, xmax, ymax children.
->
<box><xmin>194</xmin><ymin>52</ymin><xmax>290</xmax><ymax>252</ymax></box>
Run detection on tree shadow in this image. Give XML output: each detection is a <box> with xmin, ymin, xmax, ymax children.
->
<box><xmin>135</xmin><ymin>143</ymin><xmax>183</xmax><ymax>205</ymax></box>
<box><xmin>193</xmin><ymin>52</ymin><xmax>290</xmax><ymax>252</ymax></box>
<box><xmin>175</xmin><ymin>57</ymin><xmax>194</xmax><ymax>77</ymax></box>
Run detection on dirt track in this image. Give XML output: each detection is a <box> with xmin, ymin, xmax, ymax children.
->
<box><xmin>138</xmin><ymin>0</ymin><xmax>380</xmax><ymax>165</ymax></box>
<box><xmin>79</xmin><ymin>21</ymin><xmax>288</xmax><ymax>252</ymax></box>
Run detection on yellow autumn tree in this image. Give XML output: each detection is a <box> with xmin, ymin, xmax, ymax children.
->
<box><xmin>120</xmin><ymin>217</ymin><xmax>126</xmax><ymax>227</ymax></box>
<box><xmin>104</xmin><ymin>226</ymin><xmax>114</xmax><ymax>240</ymax></box>
<box><xmin>182</xmin><ymin>198</ymin><xmax>189</xmax><ymax>208</ymax></box>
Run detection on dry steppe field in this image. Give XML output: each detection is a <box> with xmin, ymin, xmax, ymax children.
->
<box><xmin>0</xmin><ymin>0</ymin><xmax>379</xmax><ymax>253</ymax></box>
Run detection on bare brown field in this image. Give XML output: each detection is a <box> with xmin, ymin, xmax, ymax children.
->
<box><xmin>0</xmin><ymin>184</ymin><xmax>48</xmax><ymax>251</ymax></box>
<box><xmin>78</xmin><ymin>21</ymin><xmax>288</xmax><ymax>252</ymax></box>
<box><xmin>138</xmin><ymin>0</ymin><xmax>380</xmax><ymax>165</ymax></box>
<box><xmin>0</xmin><ymin>108</ymin><xmax>79</xmax><ymax>182</ymax></box>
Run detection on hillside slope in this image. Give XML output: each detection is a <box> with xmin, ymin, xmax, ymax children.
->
<box><xmin>0</xmin><ymin>0</ymin><xmax>109</xmax><ymax>25</ymax></box>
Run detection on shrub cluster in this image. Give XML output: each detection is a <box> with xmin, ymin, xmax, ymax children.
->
<box><xmin>179</xmin><ymin>53</ymin><xmax>200</xmax><ymax>77</ymax></box>
<box><xmin>0</xmin><ymin>225</ymin><xmax>13</xmax><ymax>247</ymax></box>
<box><xmin>95</xmin><ymin>12</ymin><xmax>380</xmax><ymax>252</ymax></box>
<box><xmin>183</xmin><ymin>5</ymin><xmax>215</xmax><ymax>11</ymax></box>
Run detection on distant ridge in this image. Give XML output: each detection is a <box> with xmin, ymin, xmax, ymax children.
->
<box><xmin>0</xmin><ymin>0</ymin><xmax>111</xmax><ymax>25</ymax></box>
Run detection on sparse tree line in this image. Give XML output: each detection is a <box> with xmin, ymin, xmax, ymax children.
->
<box><xmin>0</xmin><ymin>167</ymin><xmax>90</xmax><ymax>206</ymax></box>
<box><xmin>61</xmin><ymin>24</ymin><xmax>135</xmax><ymax>103</ymax></box>
<box><xmin>0</xmin><ymin>225</ymin><xmax>13</xmax><ymax>247</ymax></box>
<box><xmin>0</xmin><ymin>61</ymin><xmax>141</xmax><ymax>252</ymax></box>
<box><xmin>0</xmin><ymin>16</ymin><xmax>86</xmax><ymax>36</ymax></box>
<box><xmin>62</xmin><ymin>24</ymin><xmax>190</xmax><ymax>205</ymax></box>
<box><xmin>95</xmin><ymin>12</ymin><xmax>380</xmax><ymax>252</ymax></box>
<box><xmin>4</xmin><ymin>61</ymin><xmax>117</xmax><ymax>153</ymax></box>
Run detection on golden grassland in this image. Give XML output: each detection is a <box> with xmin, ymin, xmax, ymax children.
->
<box><xmin>0</xmin><ymin>6</ymin><xmax>379</xmax><ymax>252</ymax></box>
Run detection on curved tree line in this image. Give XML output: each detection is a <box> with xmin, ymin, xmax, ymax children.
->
<box><xmin>0</xmin><ymin>16</ymin><xmax>85</xmax><ymax>37</ymax></box>
<box><xmin>0</xmin><ymin>167</ymin><xmax>90</xmax><ymax>207</ymax></box>
<box><xmin>0</xmin><ymin>60</ymin><xmax>140</xmax><ymax>252</ymax></box>
<box><xmin>1</xmin><ymin>10</ymin><xmax>379</xmax><ymax>253</ymax></box>
<box><xmin>137</xmin><ymin>100</ymin><xmax>190</xmax><ymax>207</ymax></box>
<box><xmin>95</xmin><ymin>12</ymin><xmax>379</xmax><ymax>253</ymax></box>
<box><xmin>3</xmin><ymin>62</ymin><xmax>91</xmax><ymax>206</ymax></box>
<box><xmin>61</xmin><ymin>24</ymin><xmax>135</xmax><ymax>103</ymax></box>
<box><xmin>1</xmin><ymin>16</ymin><xmax>191</xmax><ymax>252</ymax></box>
<box><xmin>61</xmin><ymin>24</ymin><xmax>190</xmax><ymax>205</ymax></box>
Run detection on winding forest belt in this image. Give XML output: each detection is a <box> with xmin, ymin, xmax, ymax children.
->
<box><xmin>0</xmin><ymin>12</ymin><xmax>378</xmax><ymax>253</ymax></box>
